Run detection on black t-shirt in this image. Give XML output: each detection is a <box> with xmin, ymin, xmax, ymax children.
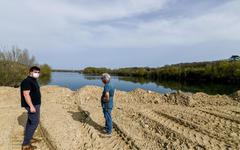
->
<box><xmin>20</xmin><ymin>76</ymin><xmax>41</xmax><ymax>107</ymax></box>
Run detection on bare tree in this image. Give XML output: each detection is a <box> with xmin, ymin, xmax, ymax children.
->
<box><xmin>11</xmin><ymin>46</ymin><xmax>22</xmax><ymax>62</ymax></box>
<box><xmin>0</xmin><ymin>51</ymin><xmax>5</xmax><ymax>60</ymax></box>
<box><xmin>0</xmin><ymin>46</ymin><xmax>37</xmax><ymax>66</ymax></box>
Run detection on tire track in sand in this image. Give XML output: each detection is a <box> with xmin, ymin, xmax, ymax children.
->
<box><xmin>156</xmin><ymin>106</ymin><xmax>240</xmax><ymax>143</ymax></box>
<box><xmin>154</xmin><ymin>110</ymin><xmax>239</xmax><ymax>149</ymax></box>
<box><xmin>138</xmin><ymin>109</ymin><xmax>238</xmax><ymax>149</ymax></box>
<box><xmin>11</xmin><ymin>111</ymin><xmax>54</xmax><ymax>150</ymax></box>
<box><xmin>197</xmin><ymin>108</ymin><xmax>240</xmax><ymax>124</ymax></box>
<box><xmin>69</xmin><ymin>106</ymin><xmax>138</xmax><ymax>150</ymax></box>
<box><xmin>117</xmin><ymin>108</ymin><xmax>190</xmax><ymax>149</ymax></box>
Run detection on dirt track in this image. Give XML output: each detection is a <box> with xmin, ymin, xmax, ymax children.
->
<box><xmin>0</xmin><ymin>85</ymin><xmax>240</xmax><ymax>150</ymax></box>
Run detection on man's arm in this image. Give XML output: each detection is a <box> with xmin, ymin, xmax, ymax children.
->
<box><xmin>23</xmin><ymin>90</ymin><xmax>36</xmax><ymax>113</ymax></box>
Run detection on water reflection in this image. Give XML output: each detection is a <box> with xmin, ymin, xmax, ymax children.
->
<box><xmin>47</xmin><ymin>72</ymin><xmax>240</xmax><ymax>95</ymax></box>
<box><xmin>83</xmin><ymin>75</ymin><xmax>101</xmax><ymax>80</ymax></box>
<box><xmin>119</xmin><ymin>77</ymin><xmax>240</xmax><ymax>95</ymax></box>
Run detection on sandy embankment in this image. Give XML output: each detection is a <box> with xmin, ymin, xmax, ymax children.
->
<box><xmin>0</xmin><ymin>85</ymin><xmax>240</xmax><ymax>150</ymax></box>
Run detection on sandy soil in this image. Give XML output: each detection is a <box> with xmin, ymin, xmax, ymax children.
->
<box><xmin>0</xmin><ymin>87</ymin><xmax>50</xmax><ymax>150</ymax></box>
<box><xmin>0</xmin><ymin>85</ymin><xmax>240</xmax><ymax>150</ymax></box>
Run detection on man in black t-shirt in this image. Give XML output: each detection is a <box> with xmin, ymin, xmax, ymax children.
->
<box><xmin>20</xmin><ymin>66</ymin><xmax>41</xmax><ymax>150</ymax></box>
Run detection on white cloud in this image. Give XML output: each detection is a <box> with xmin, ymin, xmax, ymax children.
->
<box><xmin>75</xmin><ymin>0</ymin><xmax>240</xmax><ymax>48</ymax></box>
<box><xmin>0</xmin><ymin>0</ymin><xmax>239</xmax><ymax>68</ymax></box>
<box><xmin>25</xmin><ymin>0</ymin><xmax>169</xmax><ymax>22</ymax></box>
<box><xmin>0</xmin><ymin>0</ymin><xmax>169</xmax><ymax>50</ymax></box>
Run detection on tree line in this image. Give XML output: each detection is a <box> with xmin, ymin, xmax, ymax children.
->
<box><xmin>0</xmin><ymin>46</ymin><xmax>51</xmax><ymax>86</ymax></box>
<box><xmin>83</xmin><ymin>57</ymin><xmax>240</xmax><ymax>84</ymax></box>
<box><xmin>0</xmin><ymin>46</ymin><xmax>36</xmax><ymax>66</ymax></box>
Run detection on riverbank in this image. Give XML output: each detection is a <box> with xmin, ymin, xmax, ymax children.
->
<box><xmin>0</xmin><ymin>86</ymin><xmax>240</xmax><ymax>149</ymax></box>
<box><xmin>82</xmin><ymin>59</ymin><xmax>240</xmax><ymax>84</ymax></box>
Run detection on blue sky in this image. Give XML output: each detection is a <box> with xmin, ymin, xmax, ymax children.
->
<box><xmin>0</xmin><ymin>0</ymin><xmax>239</xmax><ymax>69</ymax></box>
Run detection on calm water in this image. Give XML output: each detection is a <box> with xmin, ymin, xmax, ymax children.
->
<box><xmin>47</xmin><ymin>72</ymin><xmax>174</xmax><ymax>93</ymax></box>
<box><xmin>46</xmin><ymin>72</ymin><xmax>240</xmax><ymax>95</ymax></box>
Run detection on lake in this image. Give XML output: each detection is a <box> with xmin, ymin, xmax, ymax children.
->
<box><xmin>46</xmin><ymin>72</ymin><xmax>240</xmax><ymax>95</ymax></box>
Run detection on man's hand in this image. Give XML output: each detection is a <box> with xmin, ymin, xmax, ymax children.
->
<box><xmin>30</xmin><ymin>106</ymin><xmax>36</xmax><ymax>113</ymax></box>
<box><xmin>103</xmin><ymin>98</ymin><xmax>109</xmax><ymax>102</ymax></box>
<box><xmin>23</xmin><ymin>90</ymin><xmax>35</xmax><ymax>112</ymax></box>
<box><xmin>103</xmin><ymin>92</ymin><xmax>110</xmax><ymax>102</ymax></box>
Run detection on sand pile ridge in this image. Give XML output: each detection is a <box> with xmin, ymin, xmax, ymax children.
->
<box><xmin>0</xmin><ymin>85</ymin><xmax>240</xmax><ymax>150</ymax></box>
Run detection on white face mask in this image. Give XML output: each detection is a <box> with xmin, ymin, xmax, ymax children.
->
<box><xmin>32</xmin><ymin>73</ymin><xmax>40</xmax><ymax>79</ymax></box>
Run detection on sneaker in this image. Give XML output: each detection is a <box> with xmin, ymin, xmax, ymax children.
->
<box><xmin>30</xmin><ymin>144</ymin><xmax>37</xmax><ymax>149</ymax></box>
<box><xmin>102</xmin><ymin>128</ymin><xmax>107</xmax><ymax>133</ymax></box>
<box><xmin>105</xmin><ymin>133</ymin><xmax>112</xmax><ymax>138</ymax></box>
<box><xmin>22</xmin><ymin>144</ymin><xmax>37</xmax><ymax>150</ymax></box>
<box><xmin>31</xmin><ymin>138</ymin><xmax>42</xmax><ymax>143</ymax></box>
<box><xmin>100</xmin><ymin>133</ymin><xmax>112</xmax><ymax>138</ymax></box>
<box><xmin>22</xmin><ymin>145</ymin><xmax>30</xmax><ymax>150</ymax></box>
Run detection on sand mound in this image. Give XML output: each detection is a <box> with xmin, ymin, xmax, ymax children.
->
<box><xmin>164</xmin><ymin>91</ymin><xmax>195</xmax><ymax>106</ymax></box>
<box><xmin>0</xmin><ymin>86</ymin><xmax>240</xmax><ymax>150</ymax></box>
<box><xmin>128</xmin><ymin>88</ymin><xmax>166</xmax><ymax>104</ymax></box>
<box><xmin>191</xmin><ymin>92</ymin><xmax>239</xmax><ymax>107</ymax></box>
<box><xmin>164</xmin><ymin>90</ymin><xmax>240</xmax><ymax>107</ymax></box>
<box><xmin>231</xmin><ymin>90</ymin><xmax>240</xmax><ymax>102</ymax></box>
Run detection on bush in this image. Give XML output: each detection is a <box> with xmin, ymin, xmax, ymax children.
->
<box><xmin>38</xmin><ymin>64</ymin><xmax>52</xmax><ymax>85</ymax></box>
<box><xmin>0</xmin><ymin>47</ymin><xmax>52</xmax><ymax>86</ymax></box>
<box><xmin>0</xmin><ymin>61</ymin><xmax>28</xmax><ymax>87</ymax></box>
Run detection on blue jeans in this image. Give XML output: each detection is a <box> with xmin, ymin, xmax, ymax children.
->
<box><xmin>22</xmin><ymin>105</ymin><xmax>40</xmax><ymax>146</ymax></box>
<box><xmin>103</xmin><ymin>108</ymin><xmax>112</xmax><ymax>134</ymax></box>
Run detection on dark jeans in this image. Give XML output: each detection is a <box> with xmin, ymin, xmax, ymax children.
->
<box><xmin>103</xmin><ymin>108</ymin><xmax>112</xmax><ymax>134</ymax></box>
<box><xmin>22</xmin><ymin>105</ymin><xmax>40</xmax><ymax>146</ymax></box>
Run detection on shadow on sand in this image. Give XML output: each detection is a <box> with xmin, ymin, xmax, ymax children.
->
<box><xmin>68</xmin><ymin>106</ymin><xmax>105</xmax><ymax>134</ymax></box>
<box><xmin>18</xmin><ymin>112</ymin><xmax>27</xmax><ymax>128</ymax></box>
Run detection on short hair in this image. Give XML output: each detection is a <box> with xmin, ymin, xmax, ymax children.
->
<box><xmin>29</xmin><ymin>66</ymin><xmax>41</xmax><ymax>72</ymax></box>
<box><xmin>101</xmin><ymin>73</ymin><xmax>111</xmax><ymax>81</ymax></box>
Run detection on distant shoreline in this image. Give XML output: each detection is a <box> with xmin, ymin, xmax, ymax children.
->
<box><xmin>52</xmin><ymin>58</ymin><xmax>240</xmax><ymax>84</ymax></box>
<box><xmin>52</xmin><ymin>69</ymin><xmax>82</xmax><ymax>73</ymax></box>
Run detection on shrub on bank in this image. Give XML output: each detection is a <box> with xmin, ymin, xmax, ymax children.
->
<box><xmin>82</xmin><ymin>59</ymin><xmax>240</xmax><ymax>83</ymax></box>
<box><xmin>0</xmin><ymin>47</ymin><xmax>52</xmax><ymax>86</ymax></box>
<box><xmin>0</xmin><ymin>61</ymin><xmax>28</xmax><ymax>87</ymax></box>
